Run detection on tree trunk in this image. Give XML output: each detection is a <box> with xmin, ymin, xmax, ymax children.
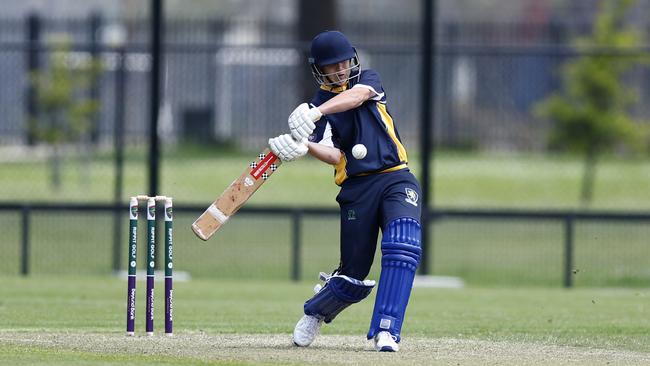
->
<box><xmin>580</xmin><ymin>148</ymin><xmax>597</xmax><ymax>207</ymax></box>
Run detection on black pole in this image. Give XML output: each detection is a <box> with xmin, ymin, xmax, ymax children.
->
<box><xmin>291</xmin><ymin>211</ymin><xmax>302</xmax><ymax>281</ymax></box>
<box><xmin>21</xmin><ymin>206</ymin><xmax>30</xmax><ymax>276</ymax></box>
<box><xmin>148</xmin><ymin>0</ymin><xmax>163</xmax><ymax>197</ymax></box>
<box><xmin>297</xmin><ymin>0</ymin><xmax>338</xmax><ymax>102</ymax></box>
<box><xmin>25</xmin><ymin>13</ymin><xmax>41</xmax><ymax>146</ymax></box>
<box><xmin>418</xmin><ymin>0</ymin><xmax>436</xmax><ymax>275</ymax></box>
<box><xmin>88</xmin><ymin>12</ymin><xmax>102</xmax><ymax>144</ymax></box>
<box><xmin>112</xmin><ymin>47</ymin><xmax>127</xmax><ymax>272</ymax></box>
<box><xmin>563</xmin><ymin>216</ymin><xmax>575</xmax><ymax>288</ymax></box>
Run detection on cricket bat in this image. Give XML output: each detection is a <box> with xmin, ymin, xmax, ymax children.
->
<box><xmin>191</xmin><ymin>148</ymin><xmax>281</xmax><ymax>241</ymax></box>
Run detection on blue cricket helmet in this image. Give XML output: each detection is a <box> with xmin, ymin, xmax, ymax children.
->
<box><xmin>309</xmin><ymin>31</ymin><xmax>360</xmax><ymax>86</ymax></box>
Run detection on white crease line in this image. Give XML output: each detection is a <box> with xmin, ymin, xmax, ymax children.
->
<box><xmin>0</xmin><ymin>337</ymin><xmax>57</xmax><ymax>345</ymax></box>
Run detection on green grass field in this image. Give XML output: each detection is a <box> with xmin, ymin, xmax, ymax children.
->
<box><xmin>1</xmin><ymin>148</ymin><xmax>649</xmax><ymax>209</ymax></box>
<box><xmin>0</xmin><ymin>208</ymin><xmax>648</xmax><ymax>286</ymax></box>
<box><xmin>1</xmin><ymin>149</ymin><xmax>649</xmax><ymax>285</ymax></box>
<box><xmin>0</xmin><ymin>276</ymin><xmax>649</xmax><ymax>365</ymax></box>
<box><xmin>1</xmin><ymin>148</ymin><xmax>649</xmax><ymax>364</ymax></box>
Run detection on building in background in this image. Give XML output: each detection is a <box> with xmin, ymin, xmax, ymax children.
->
<box><xmin>0</xmin><ymin>0</ymin><xmax>649</xmax><ymax>151</ymax></box>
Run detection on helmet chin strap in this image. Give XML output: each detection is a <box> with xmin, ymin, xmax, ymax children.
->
<box><xmin>311</xmin><ymin>55</ymin><xmax>361</xmax><ymax>87</ymax></box>
<box><xmin>325</xmin><ymin>76</ymin><xmax>348</xmax><ymax>87</ymax></box>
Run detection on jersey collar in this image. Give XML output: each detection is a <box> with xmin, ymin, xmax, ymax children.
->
<box><xmin>320</xmin><ymin>83</ymin><xmax>349</xmax><ymax>93</ymax></box>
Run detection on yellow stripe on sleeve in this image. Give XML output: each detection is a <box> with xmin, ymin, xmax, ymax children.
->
<box><xmin>334</xmin><ymin>154</ymin><xmax>348</xmax><ymax>185</ymax></box>
<box><xmin>376</xmin><ymin>103</ymin><xmax>408</xmax><ymax>163</ymax></box>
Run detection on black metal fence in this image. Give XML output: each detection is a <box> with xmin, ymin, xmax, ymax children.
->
<box><xmin>2</xmin><ymin>14</ymin><xmax>649</xmax><ymax>205</ymax></box>
<box><xmin>2</xmin><ymin>14</ymin><xmax>649</xmax><ymax>151</ymax></box>
<box><xmin>1</xmin><ymin>10</ymin><xmax>649</xmax><ymax>287</ymax></box>
<box><xmin>1</xmin><ymin>202</ymin><xmax>648</xmax><ymax>287</ymax></box>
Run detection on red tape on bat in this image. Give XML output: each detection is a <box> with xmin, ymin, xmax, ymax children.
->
<box><xmin>250</xmin><ymin>152</ymin><xmax>278</xmax><ymax>180</ymax></box>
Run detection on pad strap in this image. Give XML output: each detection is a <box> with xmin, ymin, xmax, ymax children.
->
<box><xmin>304</xmin><ymin>274</ymin><xmax>375</xmax><ymax>323</ymax></box>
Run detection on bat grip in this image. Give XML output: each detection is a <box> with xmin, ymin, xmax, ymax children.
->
<box><xmin>207</xmin><ymin>204</ymin><xmax>230</xmax><ymax>224</ymax></box>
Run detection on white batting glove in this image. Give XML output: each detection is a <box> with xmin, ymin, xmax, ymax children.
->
<box><xmin>288</xmin><ymin>103</ymin><xmax>322</xmax><ymax>141</ymax></box>
<box><xmin>268</xmin><ymin>134</ymin><xmax>309</xmax><ymax>162</ymax></box>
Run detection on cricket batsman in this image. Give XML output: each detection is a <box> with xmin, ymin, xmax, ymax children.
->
<box><xmin>268</xmin><ymin>30</ymin><xmax>422</xmax><ymax>352</ymax></box>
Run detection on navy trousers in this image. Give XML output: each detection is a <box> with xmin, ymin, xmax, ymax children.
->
<box><xmin>335</xmin><ymin>168</ymin><xmax>422</xmax><ymax>280</ymax></box>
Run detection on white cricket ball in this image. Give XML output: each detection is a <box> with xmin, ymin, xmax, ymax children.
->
<box><xmin>352</xmin><ymin>144</ymin><xmax>367</xmax><ymax>159</ymax></box>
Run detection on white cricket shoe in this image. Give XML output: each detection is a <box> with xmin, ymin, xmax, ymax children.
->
<box><xmin>293</xmin><ymin>315</ymin><xmax>323</xmax><ymax>347</ymax></box>
<box><xmin>374</xmin><ymin>331</ymin><xmax>399</xmax><ymax>352</ymax></box>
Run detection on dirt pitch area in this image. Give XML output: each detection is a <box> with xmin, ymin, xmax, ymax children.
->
<box><xmin>1</xmin><ymin>331</ymin><xmax>649</xmax><ymax>365</ymax></box>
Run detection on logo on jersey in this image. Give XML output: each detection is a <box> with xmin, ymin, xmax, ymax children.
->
<box><xmin>404</xmin><ymin>188</ymin><xmax>419</xmax><ymax>207</ymax></box>
<box><xmin>347</xmin><ymin>209</ymin><xmax>357</xmax><ymax>220</ymax></box>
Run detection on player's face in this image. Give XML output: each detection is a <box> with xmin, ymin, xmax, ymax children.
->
<box><xmin>322</xmin><ymin>59</ymin><xmax>352</xmax><ymax>86</ymax></box>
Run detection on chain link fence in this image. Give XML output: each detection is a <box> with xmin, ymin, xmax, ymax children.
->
<box><xmin>0</xmin><ymin>3</ymin><xmax>649</xmax><ymax>286</ymax></box>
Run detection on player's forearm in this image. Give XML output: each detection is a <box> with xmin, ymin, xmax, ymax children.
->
<box><xmin>307</xmin><ymin>142</ymin><xmax>342</xmax><ymax>165</ymax></box>
<box><xmin>317</xmin><ymin>87</ymin><xmax>373</xmax><ymax>115</ymax></box>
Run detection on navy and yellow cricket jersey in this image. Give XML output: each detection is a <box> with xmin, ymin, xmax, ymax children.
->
<box><xmin>308</xmin><ymin>69</ymin><xmax>408</xmax><ymax>185</ymax></box>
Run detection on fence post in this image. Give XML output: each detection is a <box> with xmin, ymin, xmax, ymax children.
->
<box><xmin>88</xmin><ymin>12</ymin><xmax>102</xmax><ymax>144</ymax></box>
<box><xmin>21</xmin><ymin>206</ymin><xmax>31</xmax><ymax>276</ymax></box>
<box><xmin>112</xmin><ymin>47</ymin><xmax>127</xmax><ymax>272</ymax></box>
<box><xmin>112</xmin><ymin>203</ymin><xmax>123</xmax><ymax>273</ymax></box>
<box><xmin>291</xmin><ymin>210</ymin><xmax>302</xmax><ymax>281</ymax></box>
<box><xmin>148</xmin><ymin>0</ymin><xmax>164</xmax><ymax>197</ymax></box>
<box><xmin>25</xmin><ymin>13</ymin><xmax>41</xmax><ymax>146</ymax></box>
<box><xmin>563</xmin><ymin>215</ymin><xmax>574</xmax><ymax>288</ymax></box>
<box><xmin>418</xmin><ymin>0</ymin><xmax>437</xmax><ymax>275</ymax></box>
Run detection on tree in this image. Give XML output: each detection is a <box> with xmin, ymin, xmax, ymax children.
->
<box><xmin>534</xmin><ymin>0</ymin><xmax>648</xmax><ymax>207</ymax></box>
<box><xmin>30</xmin><ymin>38</ymin><xmax>102</xmax><ymax>190</ymax></box>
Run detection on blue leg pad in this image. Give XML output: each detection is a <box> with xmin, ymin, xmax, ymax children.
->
<box><xmin>304</xmin><ymin>274</ymin><xmax>375</xmax><ymax>323</ymax></box>
<box><xmin>367</xmin><ymin>217</ymin><xmax>421</xmax><ymax>342</ymax></box>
